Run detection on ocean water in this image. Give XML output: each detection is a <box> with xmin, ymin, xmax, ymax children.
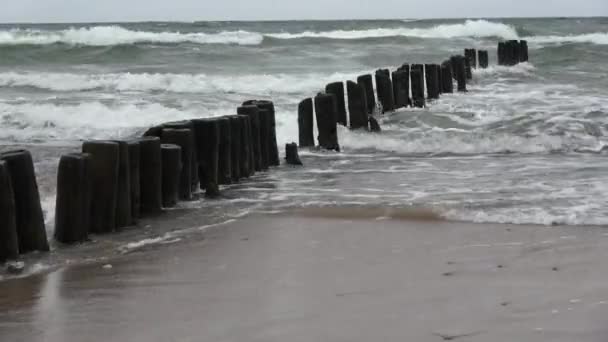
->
<box><xmin>1</xmin><ymin>17</ymin><xmax>608</xmax><ymax>242</ymax></box>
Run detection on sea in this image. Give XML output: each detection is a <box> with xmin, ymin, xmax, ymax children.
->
<box><xmin>1</xmin><ymin>17</ymin><xmax>608</xmax><ymax>275</ymax></box>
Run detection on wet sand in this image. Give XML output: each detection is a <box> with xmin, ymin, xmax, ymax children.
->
<box><xmin>1</xmin><ymin>213</ymin><xmax>608</xmax><ymax>341</ymax></box>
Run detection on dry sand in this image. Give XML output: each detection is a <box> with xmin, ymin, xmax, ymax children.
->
<box><xmin>1</xmin><ymin>212</ymin><xmax>608</xmax><ymax>341</ymax></box>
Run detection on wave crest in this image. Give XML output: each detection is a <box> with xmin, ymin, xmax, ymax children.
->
<box><xmin>0</xmin><ymin>26</ymin><xmax>263</xmax><ymax>46</ymax></box>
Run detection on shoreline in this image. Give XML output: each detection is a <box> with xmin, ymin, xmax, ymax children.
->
<box><xmin>2</xmin><ymin>213</ymin><xmax>608</xmax><ymax>341</ymax></box>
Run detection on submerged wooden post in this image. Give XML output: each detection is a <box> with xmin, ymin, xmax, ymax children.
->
<box><xmin>425</xmin><ymin>64</ymin><xmax>440</xmax><ymax>100</ymax></box>
<box><xmin>357</xmin><ymin>74</ymin><xmax>376</xmax><ymax>114</ymax></box>
<box><xmin>325</xmin><ymin>82</ymin><xmax>347</xmax><ymax>126</ymax></box>
<box><xmin>192</xmin><ymin>118</ymin><xmax>220</xmax><ymax>198</ymax></box>
<box><xmin>285</xmin><ymin>143</ymin><xmax>303</xmax><ymax>166</ymax></box>
<box><xmin>237</xmin><ymin>105</ymin><xmax>262</xmax><ymax>172</ymax></box>
<box><xmin>298</xmin><ymin>98</ymin><xmax>315</xmax><ymax>147</ymax></box>
<box><xmin>0</xmin><ymin>160</ymin><xmax>19</xmax><ymax>261</ymax></box>
<box><xmin>410</xmin><ymin>64</ymin><xmax>425</xmax><ymax>108</ymax></box>
<box><xmin>127</xmin><ymin>140</ymin><xmax>140</xmax><ymax>224</ymax></box>
<box><xmin>392</xmin><ymin>69</ymin><xmax>410</xmax><ymax>109</ymax></box>
<box><xmin>0</xmin><ymin>150</ymin><xmax>49</xmax><ymax>253</ymax></box>
<box><xmin>137</xmin><ymin>137</ymin><xmax>163</xmax><ymax>215</ymax></box>
<box><xmin>498</xmin><ymin>42</ymin><xmax>506</xmax><ymax>66</ymax></box>
<box><xmin>160</xmin><ymin>144</ymin><xmax>182</xmax><ymax>208</ymax></box>
<box><xmin>451</xmin><ymin>56</ymin><xmax>467</xmax><ymax>92</ymax></box>
<box><xmin>441</xmin><ymin>61</ymin><xmax>454</xmax><ymax>93</ymax></box>
<box><xmin>465</xmin><ymin>48</ymin><xmax>477</xmax><ymax>69</ymax></box>
<box><xmin>314</xmin><ymin>92</ymin><xmax>340</xmax><ymax>151</ymax></box>
<box><xmin>478</xmin><ymin>50</ymin><xmax>489</xmax><ymax>69</ymax></box>
<box><xmin>519</xmin><ymin>40</ymin><xmax>528</xmax><ymax>62</ymax></box>
<box><xmin>347</xmin><ymin>81</ymin><xmax>368</xmax><ymax>130</ymax></box>
<box><xmin>375</xmin><ymin>69</ymin><xmax>395</xmax><ymax>113</ymax></box>
<box><xmin>54</xmin><ymin>153</ymin><xmax>91</xmax><ymax>244</ymax></box>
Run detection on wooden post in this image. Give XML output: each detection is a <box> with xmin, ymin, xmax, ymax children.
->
<box><xmin>441</xmin><ymin>61</ymin><xmax>454</xmax><ymax>93</ymax></box>
<box><xmin>298</xmin><ymin>98</ymin><xmax>315</xmax><ymax>147</ymax></box>
<box><xmin>237</xmin><ymin>105</ymin><xmax>262</xmax><ymax>172</ymax></box>
<box><xmin>243</xmin><ymin>100</ymin><xmax>280</xmax><ymax>167</ymax></box>
<box><xmin>410</xmin><ymin>64</ymin><xmax>425</xmax><ymax>107</ymax></box>
<box><xmin>160</xmin><ymin>144</ymin><xmax>182</xmax><ymax>208</ymax></box>
<box><xmin>162</xmin><ymin>121</ymin><xmax>199</xmax><ymax>193</ymax></box>
<box><xmin>192</xmin><ymin>118</ymin><xmax>220</xmax><ymax>198</ymax></box>
<box><xmin>465</xmin><ymin>48</ymin><xmax>477</xmax><ymax>69</ymax></box>
<box><xmin>236</xmin><ymin>115</ymin><xmax>252</xmax><ymax>178</ymax></box>
<box><xmin>227</xmin><ymin>116</ymin><xmax>242</xmax><ymax>182</ymax></box>
<box><xmin>127</xmin><ymin>140</ymin><xmax>140</xmax><ymax>224</ymax></box>
<box><xmin>392</xmin><ymin>69</ymin><xmax>410</xmax><ymax>109</ymax></box>
<box><xmin>425</xmin><ymin>64</ymin><xmax>440</xmax><ymax>100</ymax></box>
<box><xmin>519</xmin><ymin>40</ymin><xmax>528</xmax><ymax>62</ymax></box>
<box><xmin>314</xmin><ymin>93</ymin><xmax>340</xmax><ymax>151</ymax></box>
<box><xmin>112</xmin><ymin>141</ymin><xmax>132</xmax><ymax>229</ymax></box>
<box><xmin>54</xmin><ymin>153</ymin><xmax>91</xmax><ymax>244</ymax></box>
<box><xmin>137</xmin><ymin>137</ymin><xmax>163</xmax><ymax>215</ymax></box>
<box><xmin>325</xmin><ymin>82</ymin><xmax>347</xmax><ymax>126</ymax></box>
<box><xmin>450</xmin><ymin>56</ymin><xmax>467</xmax><ymax>92</ymax></box>
<box><xmin>160</xmin><ymin>128</ymin><xmax>194</xmax><ymax>200</ymax></box>
<box><xmin>81</xmin><ymin>142</ymin><xmax>119</xmax><ymax>233</ymax></box>
<box><xmin>357</xmin><ymin>74</ymin><xmax>376</xmax><ymax>114</ymax></box>
<box><xmin>498</xmin><ymin>42</ymin><xmax>506</xmax><ymax>66</ymax></box>
<box><xmin>347</xmin><ymin>81</ymin><xmax>368</xmax><ymax>130</ymax></box>
<box><xmin>0</xmin><ymin>160</ymin><xmax>19</xmax><ymax>261</ymax></box>
<box><xmin>478</xmin><ymin>50</ymin><xmax>489</xmax><ymax>69</ymax></box>
<box><xmin>285</xmin><ymin>143</ymin><xmax>303</xmax><ymax>166</ymax></box>
<box><xmin>375</xmin><ymin>69</ymin><xmax>395</xmax><ymax>113</ymax></box>
<box><xmin>217</xmin><ymin>117</ymin><xmax>233</xmax><ymax>184</ymax></box>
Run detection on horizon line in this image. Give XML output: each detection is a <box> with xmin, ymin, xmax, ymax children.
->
<box><xmin>0</xmin><ymin>15</ymin><xmax>605</xmax><ymax>25</ymax></box>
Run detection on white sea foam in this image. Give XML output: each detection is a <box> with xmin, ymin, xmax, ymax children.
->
<box><xmin>0</xmin><ymin>71</ymin><xmax>360</xmax><ymax>94</ymax></box>
<box><xmin>267</xmin><ymin>20</ymin><xmax>519</xmax><ymax>40</ymax></box>
<box><xmin>0</xmin><ymin>26</ymin><xmax>263</xmax><ymax>46</ymax></box>
<box><xmin>527</xmin><ymin>32</ymin><xmax>608</xmax><ymax>46</ymax></box>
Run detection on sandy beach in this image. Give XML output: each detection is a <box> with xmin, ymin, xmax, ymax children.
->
<box><xmin>1</xmin><ymin>211</ymin><xmax>608</xmax><ymax>342</ymax></box>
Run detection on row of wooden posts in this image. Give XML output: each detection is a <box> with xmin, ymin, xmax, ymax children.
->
<box><xmin>0</xmin><ymin>41</ymin><xmax>529</xmax><ymax>264</ymax></box>
<box><xmin>297</xmin><ymin>48</ymin><xmax>489</xmax><ymax>151</ymax></box>
<box><xmin>0</xmin><ymin>100</ymin><xmax>282</xmax><ymax>262</ymax></box>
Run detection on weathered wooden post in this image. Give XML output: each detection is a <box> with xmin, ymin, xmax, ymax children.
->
<box><xmin>392</xmin><ymin>69</ymin><xmax>410</xmax><ymax>109</ymax></box>
<box><xmin>285</xmin><ymin>143</ymin><xmax>303</xmax><ymax>166</ymax></box>
<box><xmin>465</xmin><ymin>48</ymin><xmax>477</xmax><ymax>69</ymax></box>
<box><xmin>161</xmin><ymin>128</ymin><xmax>194</xmax><ymax>199</ymax></box>
<box><xmin>375</xmin><ymin>69</ymin><xmax>395</xmax><ymax>113</ymax></box>
<box><xmin>163</xmin><ymin>121</ymin><xmax>199</xmax><ymax>192</ymax></box>
<box><xmin>298</xmin><ymin>98</ymin><xmax>315</xmax><ymax>147</ymax></box>
<box><xmin>314</xmin><ymin>92</ymin><xmax>340</xmax><ymax>151</ymax></box>
<box><xmin>519</xmin><ymin>40</ymin><xmax>528</xmax><ymax>62</ymax></box>
<box><xmin>217</xmin><ymin>117</ymin><xmax>232</xmax><ymax>184</ymax></box>
<box><xmin>357</xmin><ymin>74</ymin><xmax>376</xmax><ymax>114</ymax></box>
<box><xmin>0</xmin><ymin>160</ymin><xmax>19</xmax><ymax>261</ymax></box>
<box><xmin>192</xmin><ymin>118</ymin><xmax>220</xmax><ymax>198</ymax></box>
<box><xmin>236</xmin><ymin>115</ymin><xmax>252</xmax><ymax>178</ymax></box>
<box><xmin>256</xmin><ymin>109</ymin><xmax>271</xmax><ymax>170</ymax></box>
<box><xmin>498</xmin><ymin>42</ymin><xmax>506</xmax><ymax>66</ymax></box>
<box><xmin>325</xmin><ymin>82</ymin><xmax>347</xmax><ymax>126</ymax></box>
<box><xmin>347</xmin><ymin>81</ymin><xmax>369</xmax><ymax>130</ymax></box>
<box><xmin>81</xmin><ymin>141</ymin><xmax>119</xmax><ymax>233</ymax></box>
<box><xmin>478</xmin><ymin>50</ymin><xmax>489</xmax><ymax>69</ymax></box>
<box><xmin>451</xmin><ymin>56</ymin><xmax>467</xmax><ymax>92</ymax></box>
<box><xmin>0</xmin><ymin>150</ymin><xmax>49</xmax><ymax>252</ymax></box>
<box><xmin>113</xmin><ymin>141</ymin><xmax>132</xmax><ymax>229</ymax></box>
<box><xmin>160</xmin><ymin>144</ymin><xmax>181</xmax><ymax>208</ymax></box>
<box><xmin>425</xmin><ymin>64</ymin><xmax>441</xmax><ymax>100</ymax></box>
<box><xmin>410</xmin><ymin>64</ymin><xmax>425</xmax><ymax>108</ymax></box>
<box><xmin>127</xmin><ymin>140</ymin><xmax>140</xmax><ymax>224</ymax></box>
<box><xmin>137</xmin><ymin>137</ymin><xmax>163</xmax><ymax>215</ymax></box>
<box><xmin>243</xmin><ymin>100</ymin><xmax>280</xmax><ymax>167</ymax></box>
<box><xmin>54</xmin><ymin>153</ymin><xmax>91</xmax><ymax>244</ymax></box>
<box><xmin>227</xmin><ymin>116</ymin><xmax>242</xmax><ymax>182</ymax></box>
<box><xmin>441</xmin><ymin>61</ymin><xmax>454</xmax><ymax>93</ymax></box>
<box><xmin>237</xmin><ymin>105</ymin><xmax>262</xmax><ymax>172</ymax></box>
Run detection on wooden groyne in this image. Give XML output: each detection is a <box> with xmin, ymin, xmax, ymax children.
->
<box><xmin>0</xmin><ymin>42</ymin><xmax>527</xmax><ymax>265</ymax></box>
